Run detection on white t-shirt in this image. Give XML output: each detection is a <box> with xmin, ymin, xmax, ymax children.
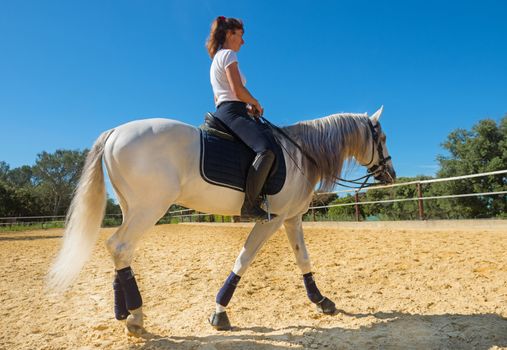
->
<box><xmin>210</xmin><ymin>49</ymin><xmax>246</xmax><ymax>106</ymax></box>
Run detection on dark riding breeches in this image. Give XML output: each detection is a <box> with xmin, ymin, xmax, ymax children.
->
<box><xmin>214</xmin><ymin>101</ymin><xmax>276</xmax><ymax>153</ymax></box>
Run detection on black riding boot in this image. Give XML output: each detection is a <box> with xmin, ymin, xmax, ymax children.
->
<box><xmin>241</xmin><ymin>150</ymin><xmax>278</xmax><ymax>221</ymax></box>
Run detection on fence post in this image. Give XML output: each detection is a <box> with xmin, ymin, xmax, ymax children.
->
<box><xmin>417</xmin><ymin>182</ymin><xmax>425</xmax><ymax>220</ymax></box>
<box><xmin>355</xmin><ymin>191</ymin><xmax>360</xmax><ymax>222</ymax></box>
<box><xmin>312</xmin><ymin>208</ymin><xmax>316</xmax><ymax>221</ymax></box>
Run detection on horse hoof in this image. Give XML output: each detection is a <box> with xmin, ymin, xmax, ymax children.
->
<box><xmin>209</xmin><ymin>311</ymin><xmax>232</xmax><ymax>331</ymax></box>
<box><xmin>316</xmin><ymin>297</ymin><xmax>337</xmax><ymax>315</ymax></box>
<box><xmin>125</xmin><ymin>310</ymin><xmax>145</xmax><ymax>337</ymax></box>
<box><xmin>125</xmin><ymin>323</ymin><xmax>145</xmax><ymax>337</ymax></box>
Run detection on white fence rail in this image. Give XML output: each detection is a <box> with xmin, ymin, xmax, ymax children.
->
<box><xmin>317</xmin><ymin>169</ymin><xmax>507</xmax><ymax>195</ymax></box>
<box><xmin>0</xmin><ymin>214</ymin><xmax>123</xmax><ymax>228</ymax></box>
<box><xmin>308</xmin><ymin>169</ymin><xmax>506</xmax><ymax>221</ymax></box>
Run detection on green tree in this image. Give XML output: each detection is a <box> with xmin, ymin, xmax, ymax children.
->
<box><xmin>7</xmin><ymin>165</ymin><xmax>34</xmax><ymax>187</ymax></box>
<box><xmin>105</xmin><ymin>197</ymin><xmax>121</xmax><ymax>215</ymax></box>
<box><xmin>0</xmin><ymin>163</ymin><xmax>41</xmax><ymax>217</ymax></box>
<box><xmin>32</xmin><ymin>149</ymin><xmax>88</xmax><ymax>216</ymax></box>
<box><xmin>0</xmin><ymin>181</ymin><xmax>16</xmax><ymax>216</ymax></box>
<box><xmin>361</xmin><ymin>177</ymin><xmax>422</xmax><ymax>220</ymax></box>
<box><xmin>436</xmin><ymin>116</ymin><xmax>506</xmax><ymax>218</ymax></box>
<box><xmin>0</xmin><ymin>161</ymin><xmax>9</xmax><ymax>181</ymax></box>
<box><xmin>0</xmin><ymin>180</ymin><xmax>40</xmax><ymax>217</ymax></box>
<box><xmin>327</xmin><ymin>194</ymin><xmax>359</xmax><ymax>221</ymax></box>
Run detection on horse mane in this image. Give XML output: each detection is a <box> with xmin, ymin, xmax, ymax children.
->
<box><xmin>281</xmin><ymin>113</ymin><xmax>370</xmax><ymax>192</ymax></box>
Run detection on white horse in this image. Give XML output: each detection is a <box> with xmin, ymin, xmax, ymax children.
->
<box><xmin>48</xmin><ymin>106</ymin><xmax>395</xmax><ymax>335</ymax></box>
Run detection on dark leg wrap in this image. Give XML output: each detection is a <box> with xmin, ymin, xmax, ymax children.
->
<box><xmin>216</xmin><ymin>272</ymin><xmax>241</xmax><ymax>307</ymax></box>
<box><xmin>303</xmin><ymin>272</ymin><xmax>324</xmax><ymax>304</ymax></box>
<box><xmin>113</xmin><ymin>274</ymin><xmax>130</xmax><ymax>320</ymax></box>
<box><xmin>116</xmin><ymin>266</ymin><xmax>143</xmax><ymax>311</ymax></box>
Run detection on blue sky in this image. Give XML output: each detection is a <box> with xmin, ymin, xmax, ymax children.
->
<box><xmin>1</xmin><ymin>0</ymin><xmax>506</xmax><ymax>183</ymax></box>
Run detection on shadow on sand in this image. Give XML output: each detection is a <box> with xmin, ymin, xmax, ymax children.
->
<box><xmin>128</xmin><ymin>311</ymin><xmax>507</xmax><ymax>350</ymax></box>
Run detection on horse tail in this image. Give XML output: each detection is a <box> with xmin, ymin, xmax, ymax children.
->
<box><xmin>47</xmin><ymin>129</ymin><xmax>115</xmax><ymax>291</ymax></box>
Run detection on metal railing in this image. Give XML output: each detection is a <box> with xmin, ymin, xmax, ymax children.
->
<box><xmin>308</xmin><ymin>169</ymin><xmax>507</xmax><ymax>221</ymax></box>
<box><xmin>0</xmin><ymin>214</ymin><xmax>123</xmax><ymax>230</ymax></box>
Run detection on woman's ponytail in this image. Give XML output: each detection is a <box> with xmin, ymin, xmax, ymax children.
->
<box><xmin>206</xmin><ymin>16</ymin><xmax>244</xmax><ymax>58</ymax></box>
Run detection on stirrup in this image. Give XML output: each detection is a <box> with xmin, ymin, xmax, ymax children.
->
<box><xmin>262</xmin><ymin>194</ymin><xmax>273</xmax><ymax>221</ymax></box>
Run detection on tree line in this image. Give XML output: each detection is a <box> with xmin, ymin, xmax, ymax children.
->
<box><xmin>1</xmin><ymin>115</ymin><xmax>505</xmax><ymax>220</ymax></box>
<box><xmin>0</xmin><ymin>150</ymin><xmax>120</xmax><ymax>218</ymax></box>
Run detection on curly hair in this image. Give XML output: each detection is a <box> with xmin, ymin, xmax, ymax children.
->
<box><xmin>206</xmin><ymin>16</ymin><xmax>244</xmax><ymax>58</ymax></box>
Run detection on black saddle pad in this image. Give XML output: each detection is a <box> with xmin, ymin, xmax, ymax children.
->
<box><xmin>199</xmin><ymin>127</ymin><xmax>286</xmax><ymax>195</ymax></box>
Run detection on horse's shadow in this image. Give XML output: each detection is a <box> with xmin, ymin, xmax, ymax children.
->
<box><xmin>129</xmin><ymin>311</ymin><xmax>507</xmax><ymax>349</ymax></box>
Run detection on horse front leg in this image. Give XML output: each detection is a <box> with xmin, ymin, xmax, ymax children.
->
<box><xmin>209</xmin><ymin>217</ymin><xmax>284</xmax><ymax>330</ymax></box>
<box><xmin>284</xmin><ymin>215</ymin><xmax>337</xmax><ymax>315</ymax></box>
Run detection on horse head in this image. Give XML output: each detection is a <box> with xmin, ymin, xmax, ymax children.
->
<box><xmin>359</xmin><ymin>106</ymin><xmax>396</xmax><ymax>184</ymax></box>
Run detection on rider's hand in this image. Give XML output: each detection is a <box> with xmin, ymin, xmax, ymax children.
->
<box><xmin>252</xmin><ymin>101</ymin><xmax>263</xmax><ymax>119</ymax></box>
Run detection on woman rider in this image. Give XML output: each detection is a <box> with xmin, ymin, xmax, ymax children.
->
<box><xmin>206</xmin><ymin>16</ymin><xmax>277</xmax><ymax>221</ymax></box>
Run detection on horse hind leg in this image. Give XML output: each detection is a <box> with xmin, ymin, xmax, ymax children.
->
<box><xmin>106</xmin><ymin>201</ymin><xmax>174</xmax><ymax>336</ymax></box>
<box><xmin>284</xmin><ymin>215</ymin><xmax>337</xmax><ymax>315</ymax></box>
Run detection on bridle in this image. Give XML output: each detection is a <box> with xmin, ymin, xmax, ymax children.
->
<box><xmin>363</xmin><ymin>119</ymin><xmax>392</xmax><ymax>180</ymax></box>
<box><xmin>322</xmin><ymin>118</ymin><xmax>392</xmax><ymax>190</ymax></box>
<box><xmin>261</xmin><ymin>116</ymin><xmax>393</xmax><ymax>191</ymax></box>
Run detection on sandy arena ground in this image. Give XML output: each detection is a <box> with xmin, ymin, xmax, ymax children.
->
<box><xmin>1</xmin><ymin>221</ymin><xmax>507</xmax><ymax>349</ymax></box>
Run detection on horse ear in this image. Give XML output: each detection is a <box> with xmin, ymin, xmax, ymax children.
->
<box><xmin>370</xmin><ymin>105</ymin><xmax>384</xmax><ymax>123</ymax></box>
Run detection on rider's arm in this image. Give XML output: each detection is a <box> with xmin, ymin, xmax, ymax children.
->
<box><xmin>225</xmin><ymin>62</ymin><xmax>263</xmax><ymax>116</ymax></box>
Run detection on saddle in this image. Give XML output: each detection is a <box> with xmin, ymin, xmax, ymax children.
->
<box><xmin>199</xmin><ymin>113</ymin><xmax>286</xmax><ymax>195</ymax></box>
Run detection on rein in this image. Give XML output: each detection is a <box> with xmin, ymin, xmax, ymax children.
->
<box><xmin>260</xmin><ymin>117</ymin><xmax>317</xmax><ymax>190</ymax></box>
<box><xmin>260</xmin><ymin>117</ymin><xmax>318</xmax><ymax>168</ymax></box>
<box><xmin>261</xmin><ymin>116</ymin><xmax>391</xmax><ymax>191</ymax></box>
